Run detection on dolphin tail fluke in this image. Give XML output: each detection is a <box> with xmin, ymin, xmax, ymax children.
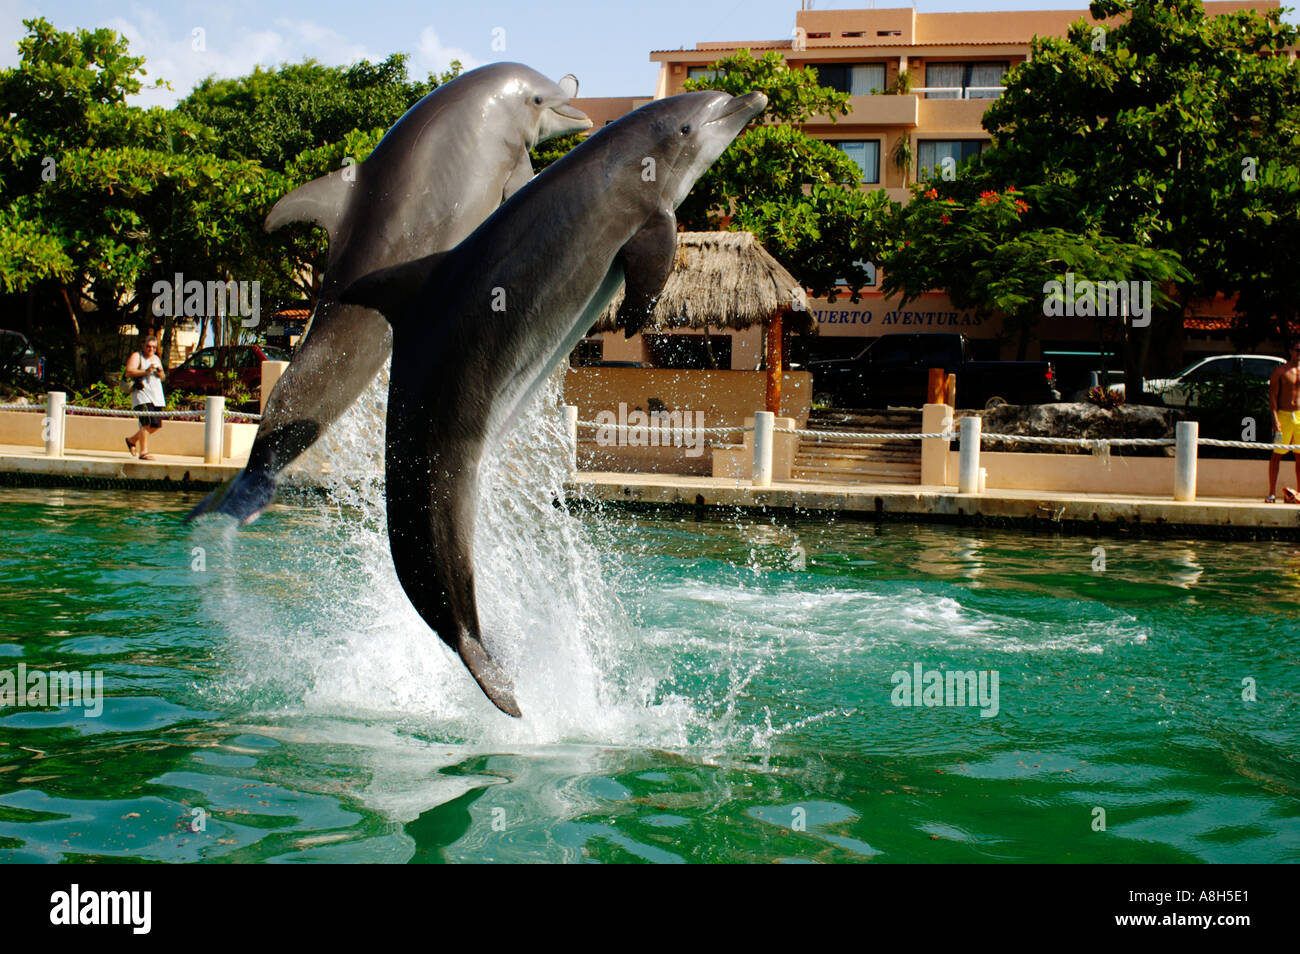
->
<box><xmin>264</xmin><ymin>168</ymin><xmax>353</xmax><ymax>242</ymax></box>
<box><xmin>183</xmin><ymin>467</ymin><xmax>277</xmax><ymax>526</ymax></box>
<box><xmin>458</xmin><ymin>636</ymin><xmax>522</xmax><ymax>718</ymax></box>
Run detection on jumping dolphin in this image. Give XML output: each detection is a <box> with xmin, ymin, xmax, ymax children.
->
<box><xmin>340</xmin><ymin>90</ymin><xmax>768</xmax><ymax>716</ymax></box>
<box><xmin>185</xmin><ymin>63</ymin><xmax>591</xmax><ymax>524</ymax></box>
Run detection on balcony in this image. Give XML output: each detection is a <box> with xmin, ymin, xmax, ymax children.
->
<box><xmin>804</xmin><ymin>93</ymin><xmax>918</xmax><ymax>127</ymax></box>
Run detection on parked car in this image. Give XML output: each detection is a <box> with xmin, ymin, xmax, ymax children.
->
<box><xmin>1140</xmin><ymin>354</ymin><xmax>1283</xmax><ymax>407</ymax></box>
<box><xmin>168</xmin><ymin>344</ymin><xmax>292</xmax><ymax>397</ymax></box>
<box><xmin>0</xmin><ymin>329</ymin><xmax>44</xmax><ymax>381</ymax></box>
<box><xmin>809</xmin><ymin>332</ymin><xmax>1059</xmax><ymax>409</ymax></box>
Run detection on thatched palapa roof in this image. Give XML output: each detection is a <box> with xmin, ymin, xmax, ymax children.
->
<box><xmin>591</xmin><ymin>231</ymin><xmax>814</xmax><ymax>335</ymax></box>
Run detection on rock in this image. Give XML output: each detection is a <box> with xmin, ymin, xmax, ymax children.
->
<box><xmin>963</xmin><ymin>402</ymin><xmax>1185</xmax><ymax>454</ymax></box>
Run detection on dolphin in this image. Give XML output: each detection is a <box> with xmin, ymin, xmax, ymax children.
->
<box><xmin>339</xmin><ymin>90</ymin><xmax>768</xmax><ymax>716</ymax></box>
<box><xmin>186</xmin><ymin>63</ymin><xmax>591</xmax><ymax>524</ymax></box>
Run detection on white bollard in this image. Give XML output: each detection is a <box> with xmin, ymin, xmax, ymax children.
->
<box><xmin>752</xmin><ymin>411</ymin><xmax>774</xmax><ymax>488</ymax></box>
<box><xmin>562</xmin><ymin>404</ymin><xmax>578</xmax><ymax>473</ymax></box>
<box><xmin>204</xmin><ymin>396</ymin><xmax>225</xmax><ymax>464</ymax></box>
<box><xmin>45</xmin><ymin>391</ymin><xmax>65</xmax><ymax>457</ymax></box>
<box><xmin>958</xmin><ymin>415</ymin><xmax>982</xmax><ymax>494</ymax></box>
<box><xmin>1174</xmin><ymin>420</ymin><xmax>1198</xmax><ymax>501</ymax></box>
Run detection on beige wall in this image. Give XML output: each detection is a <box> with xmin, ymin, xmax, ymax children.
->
<box><xmin>564</xmin><ymin>368</ymin><xmax>812</xmax><ymax>428</ymax></box>
<box><xmin>0</xmin><ymin>410</ymin><xmax>256</xmax><ymax>460</ymax></box>
<box><xmin>941</xmin><ymin>448</ymin><xmax>1273</xmax><ymax>501</ymax></box>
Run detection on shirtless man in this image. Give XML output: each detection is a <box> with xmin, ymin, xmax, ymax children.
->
<box><xmin>1266</xmin><ymin>341</ymin><xmax>1300</xmax><ymax>502</ymax></box>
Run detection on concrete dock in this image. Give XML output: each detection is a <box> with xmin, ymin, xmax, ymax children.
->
<box><xmin>4</xmin><ymin>445</ymin><xmax>1300</xmax><ymax>538</ymax></box>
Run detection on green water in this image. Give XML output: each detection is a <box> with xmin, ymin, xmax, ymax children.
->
<box><xmin>1</xmin><ymin>486</ymin><xmax>1297</xmax><ymax>863</ymax></box>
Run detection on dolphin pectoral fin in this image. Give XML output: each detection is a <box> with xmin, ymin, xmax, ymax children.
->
<box><xmin>503</xmin><ymin>152</ymin><xmax>533</xmax><ymax>200</ymax></box>
<box><xmin>458</xmin><ymin>636</ymin><xmax>522</xmax><ymax>718</ymax></box>
<box><xmin>264</xmin><ymin>168</ymin><xmax>353</xmax><ymax>241</ymax></box>
<box><xmin>616</xmin><ymin>210</ymin><xmax>678</xmax><ymax>338</ymax></box>
<box><xmin>338</xmin><ymin>252</ymin><xmax>449</xmax><ymax>320</ymax></box>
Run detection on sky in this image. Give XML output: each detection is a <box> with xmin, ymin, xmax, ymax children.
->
<box><xmin>4</xmin><ymin>0</ymin><xmax>1298</xmax><ymax>106</ymax></box>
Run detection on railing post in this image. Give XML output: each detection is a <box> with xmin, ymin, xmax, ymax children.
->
<box><xmin>1174</xmin><ymin>420</ymin><xmax>1198</xmax><ymax>501</ymax></box>
<box><xmin>752</xmin><ymin>411</ymin><xmax>774</xmax><ymax>488</ymax></box>
<box><xmin>958</xmin><ymin>415</ymin><xmax>982</xmax><ymax>494</ymax></box>
<box><xmin>45</xmin><ymin>391</ymin><xmax>65</xmax><ymax>458</ymax></box>
<box><xmin>204</xmin><ymin>396</ymin><xmax>224</xmax><ymax>464</ymax></box>
<box><xmin>562</xmin><ymin>404</ymin><xmax>578</xmax><ymax>474</ymax></box>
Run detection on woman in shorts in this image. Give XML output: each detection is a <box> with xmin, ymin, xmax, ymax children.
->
<box><xmin>125</xmin><ymin>335</ymin><xmax>166</xmax><ymax>460</ymax></box>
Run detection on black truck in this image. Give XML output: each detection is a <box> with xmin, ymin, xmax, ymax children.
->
<box><xmin>809</xmin><ymin>333</ymin><xmax>1060</xmax><ymax>410</ymax></box>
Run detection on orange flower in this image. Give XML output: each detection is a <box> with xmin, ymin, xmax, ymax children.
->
<box><xmin>1014</xmin><ymin>199</ymin><xmax>1029</xmax><ymax>213</ymax></box>
<box><xmin>924</xmin><ymin>187</ymin><xmax>939</xmax><ymax>200</ymax></box>
<box><xmin>978</xmin><ymin>190</ymin><xmax>999</xmax><ymax>204</ymax></box>
<box><xmin>1006</xmin><ymin>185</ymin><xmax>1018</xmax><ymax>193</ymax></box>
<box><xmin>940</xmin><ymin>214</ymin><xmax>951</xmax><ymax>224</ymax></box>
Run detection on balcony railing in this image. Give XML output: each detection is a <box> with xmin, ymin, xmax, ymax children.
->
<box><xmin>911</xmin><ymin>86</ymin><xmax>1005</xmax><ymax>99</ymax></box>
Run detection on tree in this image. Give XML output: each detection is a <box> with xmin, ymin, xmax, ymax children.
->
<box><xmin>910</xmin><ymin>0</ymin><xmax>1300</xmax><ymax>396</ymax></box>
<box><xmin>680</xmin><ymin>50</ymin><xmax>897</xmax><ymax>300</ymax></box>
<box><xmin>0</xmin><ymin>18</ymin><xmax>278</xmax><ymax>385</ymax></box>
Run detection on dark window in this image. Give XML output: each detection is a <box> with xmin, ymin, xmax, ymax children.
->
<box><xmin>829</xmin><ymin>140</ymin><xmax>881</xmax><ymax>183</ymax></box>
<box><xmin>917</xmin><ymin>139</ymin><xmax>990</xmax><ymax>179</ymax></box>
<box><xmin>814</xmin><ymin>63</ymin><xmax>886</xmax><ymax>95</ymax></box>
<box><xmin>570</xmin><ymin>338</ymin><xmax>604</xmax><ymax>366</ymax></box>
<box><xmin>645</xmin><ymin>333</ymin><xmax>732</xmax><ymax>370</ymax></box>
<box><xmin>924</xmin><ymin>61</ymin><xmax>1008</xmax><ymax>99</ymax></box>
<box><xmin>1242</xmin><ymin>357</ymin><xmax>1281</xmax><ymax>378</ymax></box>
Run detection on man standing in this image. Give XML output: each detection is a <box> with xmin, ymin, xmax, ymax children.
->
<box><xmin>124</xmin><ymin>335</ymin><xmax>166</xmax><ymax>461</ymax></box>
<box><xmin>1267</xmin><ymin>341</ymin><xmax>1300</xmax><ymax>502</ymax></box>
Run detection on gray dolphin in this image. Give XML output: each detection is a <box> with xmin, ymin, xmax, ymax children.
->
<box><xmin>186</xmin><ymin>63</ymin><xmax>591</xmax><ymax>524</ymax></box>
<box><xmin>340</xmin><ymin>90</ymin><xmax>768</xmax><ymax>716</ymax></box>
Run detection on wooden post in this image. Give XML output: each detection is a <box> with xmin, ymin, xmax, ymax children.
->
<box><xmin>764</xmin><ymin>310</ymin><xmax>783</xmax><ymax>414</ymax></box>
<box><xmin>927</xmin><ymin>368</ymin><xmax>945</xmax><ymax>404</ymax></box>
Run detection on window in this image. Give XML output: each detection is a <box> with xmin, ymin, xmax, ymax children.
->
<box><xmin>191</xmin><ymin>349</ymin><xmax>217</xmax><ymax>370</ymax></box>
<box><xmin>1243</xmin><ymin>357</ymin><xmax>1282</xmax><ymax>379</ymax></box>
<box><xmin>923</xmin><ymin>61</ymin><xmax>1008</xmax><ymax>99</ymax></box>
<box><xmin>570</xmin><ymin>338</ymin><xmax>603</xmax><ymax>366</ymax></box>
<box><xmin>830</xmin><ymin>140</ymin><xmax>881</xmax><ymax>184</ymax></box>
<box><xmin>645</xmin><ymin>333</ymin><xmax>731</xmax><ymax>370</ymax></box>
<box><xmin>917</xmin><ymin>139</ymin><xmax>989</xmax><ymax>179</ymax></box>
<box><xmin>687</xmin><ymin>66</ymin><xmax>721</xmax><ymax>82</ymax></box>
<box><xmin>814</xmin><ymin>63</ymin><xmax>886</xmax><ymax>95</ymax></box>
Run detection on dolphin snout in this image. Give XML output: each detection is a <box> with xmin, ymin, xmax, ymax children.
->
<box><xmin>707</xmin><ymin>91</ymin><xmax>767</xmax><ymax>126</ymax></box>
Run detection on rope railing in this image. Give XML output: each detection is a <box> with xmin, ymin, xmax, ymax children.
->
<box><xmin>0</xmin><ymin>402</ymin><xmax>260</xmax><ymax>422</ymax></box>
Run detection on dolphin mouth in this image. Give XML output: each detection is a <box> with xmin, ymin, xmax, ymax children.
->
<box><xmin>705</xmin><ymin>91</ymin><xmax>767</xmax><ymax>126</ymax></box>
<box><xmin>551</xmin><ymin>102</ymin><xmax>593</xmax><ymax>127</ymax></box>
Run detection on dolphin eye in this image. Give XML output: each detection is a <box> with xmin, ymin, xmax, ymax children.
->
<box><xmin>680</xmin><ymin>124</ymin><xmax>691</xmax><ymax>135</ymax></box>
<box><xmin>534</xmin><ymin>95</ymin><xmax>543</xmax><ymax>105</ymax></box>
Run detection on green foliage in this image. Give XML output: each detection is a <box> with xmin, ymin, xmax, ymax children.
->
<box><xmin>1183</xmin><ymin>371</ymin><xmax>1269</xmax><ymax>413</ymax></box>
<box><xmin>529</xmin><ymin>132</ymin><xmax>585</xmax><ymax>173</ymax></box>
<box><xmin>177</xmin><ymin>56</ymin><xmax>459</xmax><ymax>172</ymax></box>
<box><xmin>973</xmin><ymin>0</ymin><xmax>1300</xmax><ymax>336</ymax></box>
<box><xmin>682</xmin><ymin>50</ymin><xmax>851</xmax><ymax>126</ymax></box>
<box><xmin>678</xmin><ymin>50</ymin><xmax>895</xmax><ymax>301</ymax></box>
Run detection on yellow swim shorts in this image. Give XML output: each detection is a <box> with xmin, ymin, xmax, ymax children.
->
<box><xmin>1276</xmin><ymin>410</ymin><xmax>1300</xmax><ymax>453</ymax></box>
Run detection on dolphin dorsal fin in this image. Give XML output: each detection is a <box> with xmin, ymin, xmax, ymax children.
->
<box><xmin>338</xmin><ymin>252</ymin><xmax>449</xmax><ymax>322</ymax></box>
<box><xmin>264</xmin><ymin>168</ymin><xmax>355</xmax><ymax>240</ymax></box>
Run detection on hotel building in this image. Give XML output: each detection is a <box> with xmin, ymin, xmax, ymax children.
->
<box><xmin>572</xmin><ymin>2</ymin><xmax>1289</xmax><ymax>382</ymax></box>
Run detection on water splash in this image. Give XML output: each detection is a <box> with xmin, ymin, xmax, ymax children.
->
<box><xmin>199</xmin><ymin>363</ymin><xmax>768</xmax><ymax>752</ymax></box>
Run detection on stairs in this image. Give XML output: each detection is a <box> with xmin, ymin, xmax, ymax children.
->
<box><xmin>791</xmin><ymin>409</ymin><xmax>923</xmax><ymax>485</ymax></box>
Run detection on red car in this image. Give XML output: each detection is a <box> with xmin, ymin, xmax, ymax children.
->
<box><xmin>168</xmin><ymin>344</ymin><xmax>292</xmax><ymax>397</ymax></box>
